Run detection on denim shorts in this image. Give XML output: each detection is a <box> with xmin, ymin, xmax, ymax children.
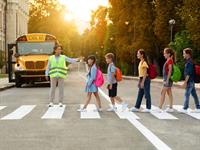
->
<box><xmin>163</xmin><ymin>79</ymin><xmax>173</xmax><ymax>87</ymax></box>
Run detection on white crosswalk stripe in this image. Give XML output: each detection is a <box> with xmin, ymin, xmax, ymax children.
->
<box><xmin>1</xmin><ymin>105</ymin><xmax>36</xmax><ymax>120</ymax></box>
<box><xmin>0</xmin><ymin>106</ymin><xmax>7</xmax><ymax>111</ymax></box>
<box><xmin>41</xmin><ymin>105</ymin><xmax>66</xmax><ymax>119</ymax></box>
<box><xmin>141</xmin><ymin>105</ymin><xmax>178</xmax><ymax>120</ymax></box>
<box><xmin>174</xmin><ymin>105</ymin><xmax>200</xmax><ymax>120</ymax></box>
<box><xmin>80</xmin><ymin>104</ymin><xmax>101</xmax><ymax>119</ymax></box>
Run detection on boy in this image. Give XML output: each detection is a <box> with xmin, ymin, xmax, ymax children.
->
<box><xmin>179</xmin><ymin>48</ymin><xmax>200</xmax><ymax>113</ymax></box>
<box><xmin>105</xmin><ymin>53</ymin><xmax>128</xmax><ymax>112</ymax></box>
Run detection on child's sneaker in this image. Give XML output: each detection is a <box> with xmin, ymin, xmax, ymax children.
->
<box><xmin>107</xmin><ymin>107</ymin><xmax>117</xmax><ymax>112</ymax></box>
<box><xmin>129</xmin><ymin>107</ymin><xmax>140</xmax><ymax>112</ymax></box>
<box><xmin>190</xmin><ymin>109</ymin><xmax>200</xmax><ymax>113</ymax></box>
<box><xmin>59</xmin><ymin>103</ymin><xmax>63</xmax><ymax>107</ymax></box>
<box><xmin>141</xmin><ymin>108</ymin><xmax>151</xmax><ymax>113</ymax></box>
<box><xmin>178</xmin><ymin>108</ymin><xmax>187</xmax><ymax>113</ymax></box>
<box><xmin>48</xmin><ymin>102</ymin><xmax>53</xmax><ymax>107</ymax></box>
<box><xmin>77</xmin><ymin>108</ymin><xmax>87</xmax><ymax>112</ymax></box>
<box><xmin>121</xmin><ymin>102</ymin><xmax>128</xmax><ymax>111</ymax></box>
<box><xmin>154</xmin><ymin>108</ymin><xmax>163</xmax><ymax>113</ymax></box>
<box><xmin>165</xmin><ymin>107</ymin><xmax>174</xmax><ymax>113</ymax></box>
<box><xmin>97</xmin><ymin>108</ymin><xmax>103</xmax><ymax>112</ymax></box>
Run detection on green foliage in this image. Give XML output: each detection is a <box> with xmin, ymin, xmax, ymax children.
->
<box><xmin>169</xmin><ymin>31</ymin><xmax>192</xmax><ymax>72</ymax></box>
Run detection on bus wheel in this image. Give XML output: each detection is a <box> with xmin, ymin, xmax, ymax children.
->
<box><xmin>15</xmin><ymin>74</ymin><xmax>22</xmax><ymax>88</ymax></box>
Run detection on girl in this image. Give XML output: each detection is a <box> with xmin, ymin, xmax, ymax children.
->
<box><xmin>157</xmin><ymin>48</ymin><xmax>174</xmax><ymax>113</ymax></box>
<box><xmin>77</xmin><ymin>55</ymin><xmax>102</xmax><ymax>112</ymax></box>
<box><xmin>130</xmin><ymin>49</ymin><xmax>151</xmax><ymax>113</ymax></box>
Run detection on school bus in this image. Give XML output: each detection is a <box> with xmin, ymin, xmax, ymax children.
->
<box><xmin>7</xmin><ymin>33</ymin><xmax>59</xmax><ymax>87</ymax></box>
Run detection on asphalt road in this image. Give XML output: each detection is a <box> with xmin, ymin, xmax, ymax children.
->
<box><xmin>0</xmin><ymin>63</ymin><xmax>199</xmax><ymax>150</ymax></box>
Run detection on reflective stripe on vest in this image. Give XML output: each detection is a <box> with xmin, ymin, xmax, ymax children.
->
<box><xmin>49</xmin><ymin>55</ymin><xmax>67</xmax><ymax>78</ymax></box>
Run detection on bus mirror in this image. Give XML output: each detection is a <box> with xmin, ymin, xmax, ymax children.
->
<box><xmin>14</xmin><ymin>53</ymin><xmax>20</xmax><ymax>58</ymax></box>
<box><xmin>9</xmin><ymin>50</ymin><xmax>13</xmax><ymax>55</ymax></box>
<box><xmin>15</xmin><ymin>53</ymin><xmax>19</xmax><ymax>58</ymax></box>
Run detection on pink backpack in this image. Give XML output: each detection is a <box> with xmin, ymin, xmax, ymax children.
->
<box><xmin>94</xmin><ymin>69</ymin><xmax>104</xmax><ymax>87</ymax></box>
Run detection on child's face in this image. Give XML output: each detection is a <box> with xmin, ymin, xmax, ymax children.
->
<box><xmin>137</xmin><ymin>51</ymin><xmax>142</xmax><ymax>59</ymax></box>
<box><xmin>183</xmin><ymin>51</ymin><xmax>189</xmax><ymax>59</ymax></box>
<box><xmin>163</xmin><ymin>50</ymin><xmax>170</xmax><ymax>59</ymax></box>
<box><xmin>105</xmin><ymin>57</ymin><xmax>112</xmax><ymax>64</ymax></box>
<box><xmin>87</xmin><ymin>59</ymin><xmax>94</xmax><ymax>66</ymax></box>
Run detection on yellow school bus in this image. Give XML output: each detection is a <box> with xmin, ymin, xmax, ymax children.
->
<box><xmin>8</xmin><ymin>33</ymin><xmax>59</xmax><ymax>87</ymax></box>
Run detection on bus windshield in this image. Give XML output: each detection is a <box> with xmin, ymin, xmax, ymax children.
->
<box><xmin>17</xmin><ymin>42</ymin><xmax>55</xmax><ymax>55</ymax></box>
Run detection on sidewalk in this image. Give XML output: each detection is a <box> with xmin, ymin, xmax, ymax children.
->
<box><xmin>122</xmin><ymin>75</ymin><xmax>200</xmax><ymax>90</ymax></box>
<box><xmin>0</xmin><ymin>78</ymin><xmax>15</xmax><ymax>91</ymax></box>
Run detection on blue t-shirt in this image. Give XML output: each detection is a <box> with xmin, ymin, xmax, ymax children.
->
<box><xmin>107</xmin><ymin>63</ymin><xmax>117</xmax><ymax>84</ymax></box>
<box><xmin>184</xmin><ymin>58</ymin><xmax>195</xmax><ymax>83</ymax></box>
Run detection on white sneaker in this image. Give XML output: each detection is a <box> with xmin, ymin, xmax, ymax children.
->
<box><xmin>154</xmin><ymin>108</ymin><xmax>163</xmax><ymax>113</ymax></box>
<box><xmin>190</xmin><ymin>109</ymin><xmax>200</xmax><ymax>113</ymax></box>
<box><xmin>77</xmin><ymin>108</ymin><xmax>87</xmax><ymax>112</ymax></box>
<box><xmin>178</xmin><ymin>108</ymin><xmax>187</xmax><ymax>113</ymax></box>
<box><xmin>165</xmin><ymin>107</ymin><xmax>174</xmax><ymax>113</ymax></box>
<box><xmin>129</xmin><ymin>107</ymin><xmax>140</xmax><ymax>112</ymax></box>
<box><xmin>107</xmin><ymin>107</ymin><xmax>117</xmax><ymax>112</ymax></box>
<box><xmin>121</xmin><ymin>102</ymin><xmax>128</xmax><ymax>111</ymax></box>
<box><xmin>48</xmin><ymin>102</ymin><xmax>53</xmax><ymax>107</ymax></box>
<box><xmin>141</xmin><ymin>108</ymin><xmax>151</xmax><ymax>113</ymax></box>
<box><xmin>59</xmin><ymin>103</ymin><xmax>63</xmax><ymax>107</ymax></box>
<box><xmin>97</xmin><ymin>108</ymin><xmax>103</xmax><ymax>112</ymax></box>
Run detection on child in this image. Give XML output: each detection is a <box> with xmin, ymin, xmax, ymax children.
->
<box><xmin>130</xmin><ymin>49</ymin><xmax>151</xmax><ymax>113</ymax></box>
<box><xmin>77</xmin><ymin>55</ymin><xmax>102</xmax><ymax>112</ymax></box>
<box><xmin>179</xmin><ymin>48</ymin><xmax>200</xmax><ymax>113</ymax></box>
<box><xmin>105</xmin><ymin>53</ymin><xmax>128</xmax><ymax>112</ymax></box>
<box><xmin>156</xmin><ymin>48</ymin><xmax>174</xmax><ymax>113</ymax></box>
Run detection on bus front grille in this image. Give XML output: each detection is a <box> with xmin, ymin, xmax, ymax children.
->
<box><xmin>36</xmin><ymin>61</ymin><xmax>45</xmax><ymax>69</ymax></box>
<box><xmin>25</xmin><ymin>61</ymin><xmax>34</xmax><ymax>69</ymax></box>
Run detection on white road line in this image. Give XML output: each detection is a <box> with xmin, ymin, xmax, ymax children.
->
<box><xmin>79</xmin><ymin>74</ymin><xmax>172</xmax><ymax>150</ymax></box>
<box><xmin>80</xmin><ymin>104</ymin><xmax>101</xmax><ymax>119</ymax></box>
<box><xmin>0</xmin><ymin>106</ymin><xmax>6</xmax><ymax>111</ymax></box>
<box><xmin>1</xmin><ymin>105</ymin><xmax>36</xmax><ymax>120</ymax></box>
<box><xmin>174</xmin><ymin>105</ymin><xmax>200</xmax><ymax>120</ymax></box>
<box><xmin>41</xmin><ymin>105</ymin><xmax>66</xmax><ymax>119</ymax></box>
<box><xmin>141</xmin><ymin>105</ymin><xmax>178</xmax><ymax>120</ymax></box>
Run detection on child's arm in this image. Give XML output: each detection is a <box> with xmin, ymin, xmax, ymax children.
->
<box><xmin>87</xmin><ymin>66</ymin><xmax>97</xmax><ymax>87</ymax></box>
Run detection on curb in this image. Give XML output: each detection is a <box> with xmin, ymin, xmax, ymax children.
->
<box><xmin>0</xmin><ymin>84</ymin><xmax>15</xmax><ymax>92</ymax></box>
<box><xmin>122</xmin><ymin>76</ymin><xmax>200</xmax><ymax>91</ymax></box>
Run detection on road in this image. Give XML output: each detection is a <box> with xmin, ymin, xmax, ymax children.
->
<box><xmin>0</xmin><ymin>63</ymin><xmax>200</xmax><ymax>150</ymax></box>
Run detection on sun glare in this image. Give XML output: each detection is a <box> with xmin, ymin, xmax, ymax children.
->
<box><xmin>59</xmin><ymin>0</ymin><xmax>109</xmax><ymax>33</ymax></box>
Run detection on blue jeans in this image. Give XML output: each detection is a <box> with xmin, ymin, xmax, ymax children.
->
<box><xmin>135</xmin><ymin>77</ymin><xmax>151</xmax><ymax>109</ymax></box>
<box><xmin>183</xmin><ymin>82</ymin><xmax>200</xmax><ymax>110</ymax></box>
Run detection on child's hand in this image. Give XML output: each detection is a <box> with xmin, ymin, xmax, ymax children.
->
<box><xmin>109</xmin><ymin>84</ymin><xmax>113</xmax><ymax>90</ymax></box>
<box><xmin>182</xmin><ymin>82</ymin><xmax>187</xmax><ymax>89</ymax></box>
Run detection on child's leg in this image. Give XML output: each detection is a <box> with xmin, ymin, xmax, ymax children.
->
<box><xmin>159</xmin><ymin>87</ymin><xmax>167</xmax><ymax>109</ymax></box>
<box><xmin>144</xmin><ymin>78</ymin><xmax>151</xmax><ymax>109</ymax></box>
<box><xmin>135</xmin><ymin>88</ymin><xmax>144</xmax><ymax>109</ymax></box>
<box><xmin>94</xmin><ymin>92</ymin><xmax>102</xmax><ymax>109</ymax></box>
<box><xmin>115</xmin><ymin>96</ymin><xmax>123</xmax><ymax>103</ymax></box>
<box><xmin>83</xmin><ymin>92</ymin><xmax>92</xmax><ymax>109</ymax></box>
<box><xmin>110</xmin><ymin>97</ymin><xmax>115</xmax><ymax>106</ymax></box>
<box><xmin>183</xmin><ymin>84</ymin><xmax>193</xmax><ymax>109</ymax></box>
<box><xmin>167</xmin><ymin>88</ymin><xmax>173</xmax><ymax>109</ymax></box>
<box><xmin>191</xmin><ymin>86</ymin><xmax>200</xmax><ymax>109</ymax></box>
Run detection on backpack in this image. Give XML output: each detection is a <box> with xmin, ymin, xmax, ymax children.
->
<box><xmin>116</xmin><ymin>67</ymin><xmax>122</xmax><ymax>82</ymax></box>
<box><xmin>94</xmin><ymin>68</ymin><xmax>104</xmax><ymax>87</ymax></box>
<box><xmin>148</xmin><ymin>64</ymin><xmax>157</xmax><ymax>79</ymax></box>
<box><xmin>171</xmin><ymin>64</ymin><xmax>181</xmax><ymax>82</ymax></box>
<box><xmin>194</xmin><ymin>65</ymin><xmax>200</xmax><ymax>83</ymax></box>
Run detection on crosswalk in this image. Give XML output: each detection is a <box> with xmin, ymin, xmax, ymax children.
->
<box><xmin>0</xmin><ymin>104</ymin><xmax>200</xmax><ymax>121</ymax></box>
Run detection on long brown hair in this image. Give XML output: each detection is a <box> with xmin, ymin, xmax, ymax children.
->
<box><xmin>164</xmin><ymin>48</ymin><xmax>175</xmax><ymax>62</ymax></box>
<box><xmin>52</xmin><ymin>44</ymin><xmax>63</xmax><ymax>55</ymax></box>
<box><xmin>138</xmin><ymin>49</ymin><xmax>149</xmax><ymax>65</ymax></box>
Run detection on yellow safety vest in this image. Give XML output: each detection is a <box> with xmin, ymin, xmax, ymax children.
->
<box><xmin>49</xmin><ymin>55</ymin><xmax>67</xmax><ymax>78</ymax></box>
